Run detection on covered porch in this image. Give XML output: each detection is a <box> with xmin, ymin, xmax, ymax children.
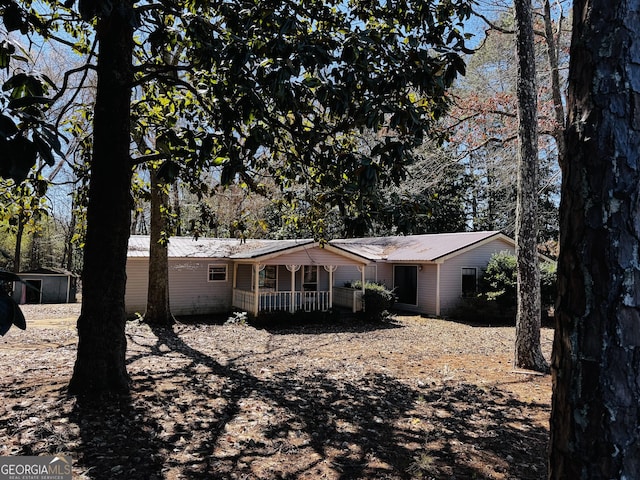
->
<box><xmin>229</xmin><ymin>242</ymin><xmax>368</xmax><ymax>316</ymax></box>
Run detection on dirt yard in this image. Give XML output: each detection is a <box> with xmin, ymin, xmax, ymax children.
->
<box><xmin>0</xmin><ymin>304</ymin><xmax>553</xmax><ymax>479</ymax></box>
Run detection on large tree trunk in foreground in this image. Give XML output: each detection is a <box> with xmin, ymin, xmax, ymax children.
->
<box><xmin>68</xmin><ymin>2</ymin><xmax>134</xmax><ymax>396</ymax></box>
<box><xmin>144</xmin><ymin>168</ymin><xmax>175</xmax><ymax>327</ymax></box>
<box><xmin>513</xmin><ymin>0</ymin><xmax>548</xmax><ymax>372</ymax></box>
<box><xmin>549</xmin><ymin>0</ymin><xmax>640</xmax><ymax>476</ymax></box>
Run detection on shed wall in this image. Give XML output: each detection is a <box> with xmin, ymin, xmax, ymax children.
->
<box><xmin>12</xmin><ymin>274</ymin><xmax>75</xmax><ymax>304</ymax></box>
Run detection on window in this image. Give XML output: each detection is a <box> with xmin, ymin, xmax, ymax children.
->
<box><xmin>461</xmin><ymin>267</ymin><xmax>477</xmax><ymax>297</ymax></box>
<box><xmin>303</xmin><ymin>265</ymin><xmax>318</xmax><ymax>291</ymax></box>
<box><xmin>208</xmin><ymin>264</ymin><xmax>228</xmax><ymax>282</ymax></box>
<box><xmin>260</xmin><ymin>265</ymin><xmax>277</xmax><ymax>289</ymax></box>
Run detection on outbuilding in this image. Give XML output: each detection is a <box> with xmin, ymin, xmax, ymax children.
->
<box><xmin>12</xmin><ymin>267</ymin><xmax>78</xmax><ymax>304</ymax></box>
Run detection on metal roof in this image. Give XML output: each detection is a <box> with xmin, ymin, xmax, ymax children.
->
<box><xmin>127</xmin><ymin>235</ymin><xmax>314</xmax><ymax>259</ymax></box>
<box><xmin>330</xmin><ymin>231</ymin><xmax>507</xmax><ymax>262</ymax></box>
<box><xmin>128</xmin><ymin>231</ymin><xmax>511</xmax><ymax>263</ymax></box>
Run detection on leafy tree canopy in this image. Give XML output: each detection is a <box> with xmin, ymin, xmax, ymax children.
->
<box><xmin>4</xmin><ymin>0</ymin><xmax>475</xmax><ymax>238</ymax></box>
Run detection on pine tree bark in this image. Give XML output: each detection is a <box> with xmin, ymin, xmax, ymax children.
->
<box><xmin>68</xmin><ymin>2</ymin><xmax>134</xmax><ymax>396</ymax></box>
<box><xmin>513</xmin><ymin>0</ymin><xmax>549</xmax><ymax>372</ymax></box>
<box><xmin>549</xmin><ymin>0</ymin><xmax>640</xmax><ymax>476</ymax></box>
<box><xmin>144</xmin><ymin>168</ymin><xmax>174</xmax><ymax>327</ymax></box>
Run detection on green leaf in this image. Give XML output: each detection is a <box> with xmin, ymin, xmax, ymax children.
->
<box><xmin>0</xmin><ymin>40</ymin><xmax>16</xmax><ymax>70</ymax></box>
<box><xmin>2</xmin><ymin>3</ymin><xmax>27</xmax><ymax>34</ymax></box>
<box><xmin>0</xmin><ymin>136</ymin><xmax>38</xmax><ymax>183</ymax></box>
<box><xmin>8</xmin><ymin>96</ymin><xmax>52</xmax><ymax>109</ymax></box>
<box><xmin>0</xmin><ymin>115</ymin><xmax>18</xmax><ymax>139</ymax></box>
<box><xmin>157</xmin><ymin>160</ymin><xmax>181</xmax><ymax>183</ymax></box>
<box><xmin>32</xmin><ymin>131</ymin><xmax>56</xmax><ymax>166</ymax></box>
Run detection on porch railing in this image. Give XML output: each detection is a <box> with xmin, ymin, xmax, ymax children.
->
<box><xmin>300</xmin><ymin>291</ymin><xmax>330</xmax><ymax>312</ymax></box>
<box><xmin>333</xmin><ymin>287</ymin><xmax>364</xmax><ymax>313</ymax></box>
<box><xmin>233</xmin><ymin>289</ymin><xmax>255</xmax><ymax>313</ymax></box>
<box><xmin>259</xmin><ymin>291</ymin><xmax>294</xmax><ymax>312</ymax></box>
<box><xmin>232</xmin><ymin>289</ymin><xmax>332</xmax><ymax>314</ymax></box>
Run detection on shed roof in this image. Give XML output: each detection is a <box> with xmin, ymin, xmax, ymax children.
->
<box><xmin>18</xmin><ymin>267</ymin><xmax>77</xmax><ymax>276</ymax></box>
<box><xmin>330</xmin><ymin>231</ymin><xmax>509</xmax><ymax>262</ymax></box>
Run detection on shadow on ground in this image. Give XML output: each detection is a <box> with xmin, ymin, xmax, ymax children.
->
<box><xmin>1</xmin><ymin>324</ymin><xmax>549</xmax><ymax>479</ymax></box>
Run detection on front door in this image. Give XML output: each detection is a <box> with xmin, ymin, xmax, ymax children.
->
<box><xmin>394</xmin><ymin>265</ymin><xmax>417</xmax><ymax>305</ymax></box>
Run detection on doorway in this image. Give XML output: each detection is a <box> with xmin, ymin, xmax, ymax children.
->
<box><xmin>25</xmin><ymin>279</ymin><xmax>42</xmax><ymax>304</ymax></box>
<box><xmin>394</xmin><ymin>265</ymin><xmax>418</xmax><ymax>305</ymax></box>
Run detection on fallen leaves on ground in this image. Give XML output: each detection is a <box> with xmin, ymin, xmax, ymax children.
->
<box><xmin>1</xmin><ymin>305</ymin><xmax>553</xmax><ymax>479</ymax></box>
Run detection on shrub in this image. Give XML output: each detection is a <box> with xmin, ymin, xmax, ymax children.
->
<box><xmin>454</xmin><ymin>251</ymin><xmax>557</xmax><ymax>324</ymax></box>
<box><xmin>540</xmin><ymin>260</ymin><xmax>557</xmax><ymax>309</ymax></box>
<box><xmin>348</xmin><ymin>280</ymin><xmax>396</xmax><ymax>322</ymax></box>
<box><xmin>481</xmin><ymin>250</ymin><xmax>518</xmax><ymax>311</ymax></box>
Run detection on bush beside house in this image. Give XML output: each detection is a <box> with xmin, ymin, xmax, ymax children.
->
<box><xmin>453</xmin><ymin>251</ymin><xmax>557</xmax><ymax>324</ymax></box>
<box><xmin>347</xmin><ymin>281</ymin><xmax>396</xmax><ymax>322</ymax></box>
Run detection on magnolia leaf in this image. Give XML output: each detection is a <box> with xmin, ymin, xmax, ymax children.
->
<box><xmin>2</xmin><ymin>3</ymin><xmax>27</xmax><ymax>34</ymax></box>
<box><xmin>0</xmin><ymin>136</ymin><xmax>38</xmax><ymax>183</ymax></box>
<box><xmin>2</xmin><ymin>72</ymin><xmax>28</xmax><ymax>92</ymax></box>
<box><xmin>8</xmin><ymin>95</ymin><xmax>52</xmax><ymax>109</ymax></box>
<box><xmin>32</xmin><ymin>132</ymin><xmax>56</xmax><ymax>166</ymax></box>
<box><xmin>0</xmin><ymin>40</ymin><xmax>16</xmax><ymax>70</ymax></box>
<box><xmin>0</xmin><ymin>288</ymin><xmax>26</xmax><ymax>336</ymax></box>
<box><xmin>0</xmin><ymin>114</ymin><xmax>18</xmax><ymax>138</ymax></box>
<box><xmin>157</xmin><ymin>160</ymin><xmax>181</xmax><ymax>183</ymax></box>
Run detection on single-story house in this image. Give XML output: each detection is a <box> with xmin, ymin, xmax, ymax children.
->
<box><xmin>12</xmin><ymin>267</ymin><xmax>78</xmax><ymax>304</ymax></box>
<box><xmin>125</xmin><ymin>231</ymin><xmax>520</xmax><ymax>318</ymax></box>
<box><xmin>330</xmin><ymin>231</ymin><xmax>517</xmax><ymax>316</ymax></box>
<box><xmin>125</xmin><ymin>236</ymin><xmax>370</xmax><ymax>317</ymax></box>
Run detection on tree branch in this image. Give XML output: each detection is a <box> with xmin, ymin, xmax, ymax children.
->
<box><xmin>54</xmin><ymin>38</ymin><xmax>99</xmax><ymax>130</ymax></box>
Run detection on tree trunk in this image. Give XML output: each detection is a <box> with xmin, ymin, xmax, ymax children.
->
<box><xmin>172</xmin><ymin>182</ymin><xmax>182</xmax><ymax>236</ymax></box>
<box><xmin>13</xmin><ymin>214</ymin><xmax>24</xmax><ymax>273</ymax></box>
<box><xmin>513</xmin><ymin>0</ymin><xmax>549</xmax><ymax>372</ymax></box>
<box><xmin>64</xmin><ymin>194</ymin><xmax>77</xmax><ymax>272</ymax></box>
<box><xmin>68</xmin><ymin>1</ymin><xmax>134</xmax><ymax>396</ymax></box>
<box><xmin>549</xmin><ymin>0</ymin><xmax>640</xmax><ymax>476</ymax></box>
<box><xmin>144</xmin><ymin>168</ymin><xmax>175</xmax><ymax>327</ymax></box>
<box><xmin>541</xmin><ymin>0</ymin><xmax>566</xmax><ymax>168</ymax></box>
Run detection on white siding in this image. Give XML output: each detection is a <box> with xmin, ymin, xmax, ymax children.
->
<box><xmin>125</xmin><ymin>258</ymin><xmax>149</xmax><ymax>315</ymax></box>
<box><xmin>333</xmin><ymin>265</ymin><xmax>360</xmax><ymax>287</ymax></box>
<box><xmin>333</xmin><ymin>264</ymin><xmax>378</xmax><ymax>287</ymax></box>
<box><xmin>376</xmin><ymin>263</ymin><xmax>393</xmax><ymax>289</ymax></box>
<box><xmin>169</xmin><ymin>260</ymin><xmax>233</xmax><ymax>315</ymax></box>
<box><xmin>420</xmin><ymin>265</ymin><xmax>438</xmax><ymax>315</ymax></box>
<box><xmin>438</xmin><ymin>238</ymin><xmax>514</xmax><ymax>315</ymax></box>
<box><xmin>125</xmin><ymin>258</ymin><xmax>234</xmax><ymax>316</ymax></box>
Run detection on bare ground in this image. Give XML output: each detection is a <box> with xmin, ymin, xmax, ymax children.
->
<box><xmin>0</xmin><ymin>304</ymin><xmax>553</xmax><ymax>479</ymax></box>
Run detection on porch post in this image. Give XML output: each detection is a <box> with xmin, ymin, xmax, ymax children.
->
<box><xmin>324</xmin><ymin>265</ymin><xmax>337</xmax><ymax>310</ymax></box>
<box><xmin>233</xmin><ymin>263</ymin><xmax>238</xmax><ymax>289</ymax></box>
<box><xmin>286</xmin><ymin>265</ymin><xmax>300</xmax><ymax>313</ymax></box>
<box><xmin>435</xmin><ymin>262</ymin><xmax>441</xmax><ymax>316</ymax></box>
<box><xmin>357</xmin><ymin>265</ymin><xmax>366</xmax><ymax>312</ymax></box>
<box><xmin>253</xmin><ymin>263</ymin><xmax>261</xmax><ymax>316</ymax></box>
